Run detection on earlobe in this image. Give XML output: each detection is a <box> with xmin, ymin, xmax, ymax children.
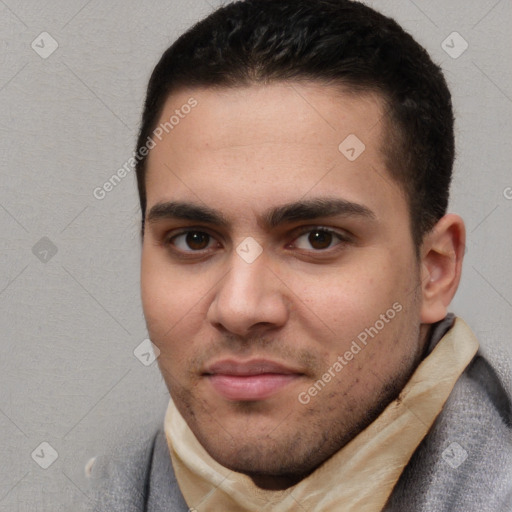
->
<box><xmin>419</xmin><ymin>214</ymin><xmax>466</xmax><ymax>324</ymax></box>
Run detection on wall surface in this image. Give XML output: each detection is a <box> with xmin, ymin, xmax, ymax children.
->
<box><xmin>0</xmin><ymin>0</ymin><xmax>511</xmax><ymax>510</ymax></box>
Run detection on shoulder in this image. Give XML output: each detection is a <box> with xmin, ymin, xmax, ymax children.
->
<box><xmin>85</xmin><ymin>421</ymin><xmax>160</xmax><ymax>512</ymax></box>
<box><xmin>84</xmin><ymin>420</ymin><xmax>189</xmax><ymax>512</ymax></box>
<box><xmin>387</xmin><ymin>349</ymin><xmax>512</xmax><ymax>511</ymax></box>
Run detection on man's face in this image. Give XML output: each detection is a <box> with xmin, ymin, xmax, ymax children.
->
<box><xmin>141</xmin><ymin>83</ymin><xmax>428</xmax><ymax>488</ymax></box>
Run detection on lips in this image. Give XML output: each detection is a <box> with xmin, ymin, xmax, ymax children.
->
<box><xmin>203</xmin><ymin>359</ymin><xmax>303</xmax><ymax>401</ymax></box>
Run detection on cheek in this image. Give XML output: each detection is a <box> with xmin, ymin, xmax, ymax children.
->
<box><xmin>292</xmin><ymin>263</ymin><xmax>399</xmax><ymax>332</ymax></box>
<box><xmin>140</xmin><ymin>245</ymin><xmax>217</xmax><ymax>369</ymax></box>
<box><xmin>141</xmin><ymin>259</ymin><xmax>202</xmax><ymax>380</ymax></box>
<box><xmin>287</xmin><ymin>252</ymin><xmax>416</xmax><ymax>369</ymax></box>
<box><xmin>141</xmin><ymin>248</ymin><xmax>192</xmax><ymax>339</ymax></box>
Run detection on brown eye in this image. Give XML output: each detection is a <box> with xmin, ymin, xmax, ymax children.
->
<box><xmin>185</xmin><ymin>231</ymin><xmax>210</xmax><ymax>250</ymax></box>
<box><xmin>293</xmin><ymin>227</ymin><xmax>348</xmax><ymax>251</ymax></box>
<box><xmin>308</xmin><ymin>230</ymin><xmax>333</xmax><ymax>250</ymax></box>
<box><xmin>169</xmin><ymin>231</ymin><xmax>215</xmax><ymax>252</ymax></box>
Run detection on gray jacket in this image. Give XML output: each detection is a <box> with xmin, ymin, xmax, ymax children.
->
<box><xmin>87</xmin><ymin>316</ymin><xmax>512</xmax><ymax>511</ymax></box>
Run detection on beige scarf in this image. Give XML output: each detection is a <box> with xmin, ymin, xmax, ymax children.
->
<box><xmin>164</xmin><ymin>317</ymin><xmax>479</xmax><ymax>511</ymax></box>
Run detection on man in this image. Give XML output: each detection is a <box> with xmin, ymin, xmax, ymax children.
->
<box><xmin>87</xmin><ymin>0</ymin><xmax>512</xmax><ymax>510</ymax></box>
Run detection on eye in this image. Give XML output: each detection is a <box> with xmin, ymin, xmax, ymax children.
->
<box><xmin>167</xmin><ymin>230</ymin><xmax>217</xmax><ymax>252</ymax></box>
<box><xmin>292</xmin><ymin>227</ymin><xmax>348</xmax><ymax>251</ymax></box>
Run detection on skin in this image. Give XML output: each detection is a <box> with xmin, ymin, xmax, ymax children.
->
<box><xmin>140</xmin><ymin>82</ymin><xmax>465</xmax><ymax>490</ymax></box>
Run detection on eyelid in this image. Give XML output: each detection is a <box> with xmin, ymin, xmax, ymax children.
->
<box><xmin>292</xmin><ymin>225</ymin><xmax>351</xmax><ymax>239</ymax></box>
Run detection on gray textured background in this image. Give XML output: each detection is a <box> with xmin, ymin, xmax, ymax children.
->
<box><xmin>0</xmin><ymin>0</ymin><xmax>511</xmax><ymax>510</ymax></box>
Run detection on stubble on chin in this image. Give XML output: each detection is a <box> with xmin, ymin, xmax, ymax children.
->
<box><xmin>164</xmin><ymin>307</ymin><xmax>425</xmax><ymax>486</ymax></box>
<box><xmin>169</xmin><ymin>339</ymin><xmax>421</xmax><ymax>489</ymax></box>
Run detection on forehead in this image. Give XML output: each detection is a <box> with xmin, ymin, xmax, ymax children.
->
<box><xmin>144</xmin><ymin>82</ymin><xmax>407</xmax><ymax>225</ymax></box>
<box><xmin>154</xmin><ymin>82</ymin><xmax>384</xmax><ymax>150</ymax></box>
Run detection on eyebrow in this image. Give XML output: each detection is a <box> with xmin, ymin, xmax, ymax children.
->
<box><xmin>146</xmin><ymin>197</ymin><xmax>376</xmax><ymax>229</ymax></box>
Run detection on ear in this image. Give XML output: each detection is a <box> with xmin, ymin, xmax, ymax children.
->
<box><xmin>419</xmin><ymin>213</ymin><xmax>466</xmax><ymax>324</ymax></box>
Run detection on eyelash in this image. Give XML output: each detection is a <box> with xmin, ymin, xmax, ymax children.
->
<box><xmin>163</xmin><ymin>226</ymin><xmax>351</xmax><ymax>257</ymax></box>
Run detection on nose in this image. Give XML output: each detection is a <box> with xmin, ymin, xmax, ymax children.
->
<box><xmin>206</xmin><ymin>248</ymin><xmax>289</xmax><ymax>337</ymax></box>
